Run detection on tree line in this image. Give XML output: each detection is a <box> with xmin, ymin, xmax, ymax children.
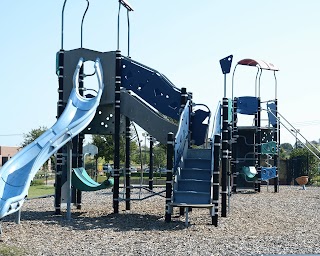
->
<box><xmin>21</xmin><ymin>126</ymin><xmax>167</xmax><ymax>171</ymax></box>
<box><xmin>21</xmin><ymin>126</ymin><xmax>320</xmax><ymax>183</ymax></box>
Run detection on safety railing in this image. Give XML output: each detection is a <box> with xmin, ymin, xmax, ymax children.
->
<box><xmin>266</xmin><ymin>107</ymin><xmax>320</xmax><ymax>161</ymax></box>
<box><xmin>173</xmin><ymin>100</ymin><xmax>191</xmax><ymax>172</ymax></box>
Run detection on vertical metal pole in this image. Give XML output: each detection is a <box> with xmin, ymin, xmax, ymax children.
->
<box><xmin>61</xmin><ymin>0</ymin><xmax>67</xmax><ymax>50</ymax></box>
<box><xmin>95</xmin><ymin>157</ymin><xmax>98</xmax><ymax>181</ymax></box>
<box><xmin>117</xmin><ymin>2</ymin><xmax>121</xmax><ymax>50</ymax></box>
<box><xmin>113</xmin><ymin>50</ymin><xmax>122</xmax><ymax>213</ymax></box>
<box><xmin>231</xmin><ymin>98</ymin><xmax>238</xmax><ymax>193</ymax></box>
<box><xmin>125</xmin><ymin>117</ymin><xmax>131</xmax><ymax>210</ymax></box>
<box><xmin>55</xmin><ymin>50</ymin><xmax>65</xmax><ymax>215</ymax></box>
<box><xmin>227</xmin><ymin>122</ymin><xmax>232</xmax><ymax>213</ymax></box>
<box><xmin>185</xmin><ymin>207</ymin><xmax>189</xmax><ymax>227</ymax></box>
<box><xmin>255</xmin><ymin>97</ymin><xmax>262</xmax><ymax>192</ymax></box>
<box><xmin>221</xmin><ymin>97</ymin><xmax>229</xmax><ymax>217</ymax></box>
<box><xmin>148</xmin><ymin>135</ymin><xmax>154</xmax><ymax>190</ymax></box>
<box><xmin>71</xmin><ymin>63</ymin><xmax>81</xmax><ymax>206</ymax></box>
<box><xmin>80</xmin><ymin>0</ymin><xmax>89</xmax><ymax>48</ymax></box>
<box><xmin>212</xmin><ymin>134</ymin><xmax>221</xmax><ymax>226</ymax></box>
<box><xmin>273</xmin><ymin>99</ymin><xmax>279</xmax><ymax>192</ymax></box>
<box><xmin>66</xmin><ymin>141</ymin><xmax>73</xmax><ymax>221</ymax></box>
<box><xmin>77</xmin><ymin>133</ymin><xmax>84</xmax><ymax>208</ymax></box>
<box><xmin>71</xmin><ymin>135</ymin><xmax>78</xmax><ymax>206</ymax></box>
<box><xmin>15</xmin><ymin>209</ymin><xmax>21</xmax><ymax>224</ymax></box>
<box><xmin>127</xmin><ymin>10</ymin><xmax>130</xmax><ymax>57</ymax></box>
<box><xmin>274</xmin><ymin>70</ymin><xmax>280</xmax><ymax>192</ymax></box>
<box><xmin>180</xmin><ymin>87</ymin><xmax>188</xmax><ymax>108</ymax></box>
<box><xmin>76</xmin><ymin>65</ymin><xmax>84</xmax><ymax>209</ymax></box>
<box><xmin>165</xmin><ymin>132</ymin><xmax>174</xmax><ymax>223</ymax></box>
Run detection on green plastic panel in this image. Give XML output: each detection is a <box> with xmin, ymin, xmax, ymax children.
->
<box><xmin>261</xmin><ymin>141</ymin><xmax>277</xmax><ymax>155</ymax></box>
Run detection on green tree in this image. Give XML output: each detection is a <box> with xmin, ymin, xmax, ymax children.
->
<box><xmin>92</xmin><ymin>134</ymin><xmax>138</xmax><ymax>165</ymax></box>
<box><xmin>92</xmin><ymin>135</ymin><xmax>114</xmax><ymax>163</ymax></box>
<box><xmin>21</xmin><ymin>126</ymin><xmax>47</xmax><ymax>147</ymax></box>
<box><xmin>280</xmin><ymin>143</ymin><xmax>293</xmax><ymax>159</ymax></box>
<box><xmin>21</xmin><ymin>126</ymin><xmax>54</xmax><ymax>171</ymax></box>
<box><xmin>153</xmin><ymin>144</ymin><xmax>166</xmax><ymax>168</ymax></box>
<box><xmin>132</xmin><ymin>144</ymin><xmax>149</xmax><ymax>167</ymax></box>
<box><xmin>290</xmin><ymin>145</ymin><xmax>320</xmax><ymax>182</ymax></box>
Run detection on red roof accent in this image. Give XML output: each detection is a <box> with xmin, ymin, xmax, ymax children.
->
<box><xmin>238</xmin><ymin>58</ymin><xmax>279</xmax><ymax>71</ymax></box>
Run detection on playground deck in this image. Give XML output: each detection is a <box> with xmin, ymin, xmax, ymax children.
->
<box><xmin>1</xmin><ymin>185</ymin><xmax>320</xmax><ymax>255</ymax></box>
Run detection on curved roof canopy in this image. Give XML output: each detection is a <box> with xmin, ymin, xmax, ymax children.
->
<box><xmin>238</xmin><ymin>58</ymin><xmax>279</xmax><ymax>71</ymax></box>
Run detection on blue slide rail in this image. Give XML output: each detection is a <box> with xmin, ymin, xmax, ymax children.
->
<box><xmin>0</xmin><ymin>58</ymin><xmax>104</xmax><ymax>219</ymax></box>
<box><xmin>174</xmin><ymin>100</ymin><xmax>191</xmax><ymax>171</ymax></box>
<box><xmin>210</xmin><ymin>101</ymin><xmax>221</xmax><ymax>168</ymax></box>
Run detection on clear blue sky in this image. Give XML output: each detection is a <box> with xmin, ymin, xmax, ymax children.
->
<box><xmin>1</xmin><ymin>1</ymin><xmax>320</xmax><ymax>146</ymax></box>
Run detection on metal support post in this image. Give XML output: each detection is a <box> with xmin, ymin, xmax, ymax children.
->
<box><xmin>125</xmin><ymin>117</ymin><xmax>131</xmax><ymax>210</ymax></box>
<box><xmin>165</xmin><ymin>132</ymin><xmax>174</xmax><ymax>223</ymax></box>
<box><xmin>66</xmin><ymin>141</ymin><xmax>73</xmax><ymax>221</ymax></box>
<box><xmin>113</xmin><ymin>50</ymin><xmax>122</xmax><ymax>213</ymax></box>
<box><xmin>149</xmin><ymin>135</ymin><xmax>154</xmax><ymax>190</ymax></box>
<box><xmin>221</xmin><ymin>97</ymin><xmax>229</xmax><ymax>217</ymax></box>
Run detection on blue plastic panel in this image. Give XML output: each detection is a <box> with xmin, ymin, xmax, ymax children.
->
<box><xmin>219</xmin><ymin>55</ymin><xmax>233</xmax><ymax>74</ymax></box>
<box><xmin>261</xmin><ymin>167</ymin><xmax>277</xmax><ymax>181</ymax></box>
<box><xmin>267</xmin><ymin>102</ymin><xmax>277</xmax><ymax>127</ymax></box>
<box><xmin>237</xmin><ymin>96</ymin><xmax>258</xmax><ymax>115</ymax></box>
<box><xmin>121</xmin><ymin>57</ymin><xmax>181</xmax><ymax>120</ymax></box>
<box><xmin>191</xmin><ymin>109</ymin><xmax>210</xmax><ymax>146</ymax></box>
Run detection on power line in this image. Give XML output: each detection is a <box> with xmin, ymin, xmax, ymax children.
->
<box><xmin>0</xmin><ymin>134</ymin><xmax>23</xmax><ymax>137</ymax></box>
<box><xmin>290</xmin><ymin>120</ymin><xmax>320</xmax><ymax>127</ymax></box>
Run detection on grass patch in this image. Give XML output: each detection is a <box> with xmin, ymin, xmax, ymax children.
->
<box><xmin>0</xmin><ymin>245</ymin><xmax>26</xmax><ymax>256</ymax></box>
<box><xmin>28</xmin><ymin>185</ymin><xmax>54</xmax><ymax>198</ymax></box>
<box><xmin>30</xmin><ymin>179</ymin><xmax>44</xmax><ymax>186</ymax></box>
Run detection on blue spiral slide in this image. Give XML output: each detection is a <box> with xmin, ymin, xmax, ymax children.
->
<box><xmin>0</xmin><ymin>58</ymin><xmax>104</xmax><ymax>219</ymax></box>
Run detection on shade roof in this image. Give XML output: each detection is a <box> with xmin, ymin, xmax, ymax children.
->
<box><xmin>238</xmin><ymin>58</ymin><xmax>279</xmax><ymax>71</ymax></box>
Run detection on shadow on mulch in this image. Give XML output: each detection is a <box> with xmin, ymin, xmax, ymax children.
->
<box><xmin>234</xmin><ymin>189</ymin><xmax>257</xmax><ymax>194</ymax></box>
<box><xmin>2</xmin><ymin>210</ymin><xmax>187</xmax><ymax>232</ymax></box>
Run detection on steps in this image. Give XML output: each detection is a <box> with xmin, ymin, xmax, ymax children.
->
<box><xmin>173</xmin><ymin>149</ymin><xmax>213</xmax><ymax>205</ymax></box>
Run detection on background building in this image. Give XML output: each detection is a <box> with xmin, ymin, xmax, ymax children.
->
<box><xmin>0</xmin><ymin>146</ymin><xmax>20</xmax><ymax>166</ymax></box>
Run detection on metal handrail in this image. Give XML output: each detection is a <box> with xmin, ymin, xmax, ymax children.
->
<box><xmin>265</xmin><ymin>107</ymin><xmax>320</xmax><ymax>161</ymax></box>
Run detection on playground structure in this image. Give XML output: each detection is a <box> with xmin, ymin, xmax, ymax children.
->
<box><xmin>228</xmin><ymin>59</ymin><xmax>280</xmax><ymax>194</ymax></box>
<box><xmin>2</xmin><ymin>0</ymin><xmax>320</xmax><ymax>230</ymax></box>
<box><xmin>225</xmin><ymin>58</ymin><xmax>320</xmax><ymax>197</ymax></box>
<box><xmin>54</xmin><ymin>0</ymin><xmax>212</xmax><ymax>221</ymax></box>
<box><xmin>0</xmin><ymin>0</ymin><xmax>283</xmax><ymax>228</ymax></box>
